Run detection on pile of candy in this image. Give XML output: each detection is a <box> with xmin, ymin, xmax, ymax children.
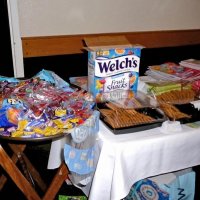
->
<box><xmin>0</xmin><ymin>70</ymin><xmax>95</xmax><ymax>138</ymax></box>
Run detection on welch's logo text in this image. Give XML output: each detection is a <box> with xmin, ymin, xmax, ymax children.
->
<box><xmin>95</xmin><ymin>55</ymin><xmax>139</xmax><ymax>77</ymax></box>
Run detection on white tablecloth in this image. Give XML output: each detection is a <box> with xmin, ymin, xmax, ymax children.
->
<box><xmin>48</xmin><ymin>120</ymin><xmax>200</xmax><ymax>200</ymax></box>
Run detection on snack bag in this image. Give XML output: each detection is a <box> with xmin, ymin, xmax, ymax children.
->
<box><xmin>124</xmin><ymin>179</ymin><xmax>169</xmax><ymax>200</ymax></box>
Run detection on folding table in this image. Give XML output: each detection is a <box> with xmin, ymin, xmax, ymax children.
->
<box><xmin>0</xmin><ymin>134</ymin><xmax>70</xmax><ymax>200</ymax></box>
<box><xmin>0</xmin><ymin>143</ymin><xmax>43</xmax><ymax>199</ymax></box>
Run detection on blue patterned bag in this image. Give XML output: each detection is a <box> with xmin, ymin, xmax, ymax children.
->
<box><xmin>124</xmin><ymin>179</ymin><xmax>169</xmax><ymax>200</ymax></box>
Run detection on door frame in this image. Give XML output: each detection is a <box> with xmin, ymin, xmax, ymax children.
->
<box><xmin>7</xmin><ymin>0</ymin><xmax>24</xmax><ymax>78</ymax></box>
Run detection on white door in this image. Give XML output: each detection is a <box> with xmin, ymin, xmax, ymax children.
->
<box><xmin>7</xmin><ymin>0</ymin><xmax>24</xmax><ymax>78</ymax></box>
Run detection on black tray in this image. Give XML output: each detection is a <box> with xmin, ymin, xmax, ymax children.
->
<box><xmin>97</xmin><ymin>103</ymin><xmax>167</xmax><ymax>134</ymax></box>
<box><xmin>173</xmin><ymin>103</ymin><xmax>200</xmax><ymax>124</ymax></box>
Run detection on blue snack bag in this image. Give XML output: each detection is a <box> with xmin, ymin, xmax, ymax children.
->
<box><xmin>124</xmin><ymin>179</ymin><xmax>169</xmax><ymax>200</ymax></box>
<box><xmin>0</xmin><ymin>98</ymin><xmax>27</xmax><ymax>127</ymax></box>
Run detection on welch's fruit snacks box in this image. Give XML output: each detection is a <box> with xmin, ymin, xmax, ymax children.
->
<box><xmin>84</xmin><ymin>36</ymin><xmax>143</xmax><ymax>102</ymax></box>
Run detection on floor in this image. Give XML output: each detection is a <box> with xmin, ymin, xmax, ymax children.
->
<box><xmin>0</xmin><ymin>143</ymin><xmax>86</xmax><ymax>200</ymax></box>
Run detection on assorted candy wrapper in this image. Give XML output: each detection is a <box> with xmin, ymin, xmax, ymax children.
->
<box><xmin>0</xmin><ymin>69</ymin><xmax>95</xmax><ymax>138</ymax></box>
<box><xmin>69</xmin><ymin>76</ymin><xmax>88</xmax><ymax>91</ymax></box>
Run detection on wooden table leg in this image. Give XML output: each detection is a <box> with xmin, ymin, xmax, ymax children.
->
<box><xmin>43</xmin><ymin>162</ymin><xmax>69</xmax><ymax>200</ymax></box>
<box><xmin>0</xmin><ymin>143</ymin><xmax>47</xmax><ymax>192</ymax></box>
<box><xmin>9</xmin><ymin>144</ymin><xmax>47</xmax><ymax>192</ymax></box>
<box><xmin>0</xmin><ymin>145</ymin><xmax>41</xmax><ymax>200</ymax></box>
<box><xmin>0</xmin><ymin>144</ymin><xmax>26</xmax><ymax>190</ymax></box>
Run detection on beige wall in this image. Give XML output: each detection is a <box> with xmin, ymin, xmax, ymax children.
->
<box><xmin>17</xmin><ymin>0</ymin><xmax>200</xmax><ymax>37</ymax></box>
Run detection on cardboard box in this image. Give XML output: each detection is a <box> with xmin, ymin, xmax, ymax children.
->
<box><xmin>84</xmin><ymin>36</ymin><xmax>144</xmax><ymax>102</ymax></box>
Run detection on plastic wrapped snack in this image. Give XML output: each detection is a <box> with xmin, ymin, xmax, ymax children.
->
<box><xmin>0</xmin><ymin>70</ymin><xmax>96</xmax><ymax>139</ymax></box>
<box><xmin>69</xmin><ymin>76</ymin><xmax>88</xmax><ymax>91</ymax></box>
<box><xmin>108</xmin><ymin>90</ymin><xmax>157</xmax><ymax>109</ymax></box>
<box><xmin>146</xmin><ymin>62</ymin><xmax>200</xmax><ymax>81</ymax></box>
<box><xmin>146</xmin><ymin>81</ymin><xmax>196</xmax><ymax>105</ymax></box>
<box><xmin>155</xmin><ymin>88</ymin><xmax>196</xmax><ymax>105</ymax></box>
